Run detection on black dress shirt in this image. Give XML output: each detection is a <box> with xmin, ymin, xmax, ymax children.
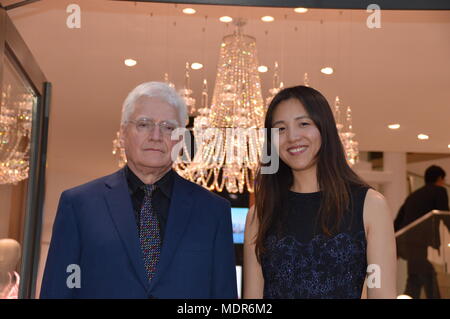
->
<box><xmin>394</xmin><ymin>184</ymin><xmax>449</xmax><ymax>231</ymax></box>
<box><xmin>125</xmin><ymin>165</ymin><xmax>174</xmax><ymax>244</ymax></box>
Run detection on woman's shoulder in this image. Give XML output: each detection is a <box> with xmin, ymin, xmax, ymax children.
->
<box><xmin>362</xmin><ymin>188</ymin><xmax>393</xmax><ymax>233</ymax></box>
<box><xmin>364</xmin><ymin>188</ymin><xmax>388</xmax><ymax>207</ymax></box>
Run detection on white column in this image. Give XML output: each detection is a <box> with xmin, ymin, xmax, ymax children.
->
<box><xmin>383</xmin><ymin>152</ymin><xmax>407</xmax><ymax>218</ymax></box>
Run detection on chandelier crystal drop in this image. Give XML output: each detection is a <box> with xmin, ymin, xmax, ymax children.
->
<box><xmin>265</xmin><ymin>61</ymin><xmax>284</xmax><ymax>106</ymax></box>
<box><xmin>179</xmin><ymin>63</ymin><xmax>196</xmax><ymax>117</ymax></box>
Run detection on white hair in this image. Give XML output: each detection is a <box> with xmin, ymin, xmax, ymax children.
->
<box><xmin>121</xmin><ymin>81</ymin><xmax>188</xmax><ymax>127</ymax></box>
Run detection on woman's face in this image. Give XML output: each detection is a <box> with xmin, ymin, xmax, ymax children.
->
<box><xmin>271</xmin><ymin>98</ymin><xmax>322</xmax><ymax>173</ymax></box>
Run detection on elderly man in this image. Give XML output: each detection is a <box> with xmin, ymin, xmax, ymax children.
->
<box><xmin>40</xmin><ymin>82</ymin><xmax>237</xmax><ymax>298</ymax></box>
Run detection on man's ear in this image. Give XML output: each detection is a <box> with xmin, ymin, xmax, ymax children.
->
<box><xmin>119</xmin><ymin>125</ymin><xmax>126</xmax><ymax>146</ymax></box>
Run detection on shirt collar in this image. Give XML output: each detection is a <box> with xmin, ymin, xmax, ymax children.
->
<box><xmin>125</xmin><ymin>165</ymin><xmax>174</xmax><ymax>198</ymax></box>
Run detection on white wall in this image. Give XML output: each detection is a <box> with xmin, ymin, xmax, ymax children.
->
<box><xmin>407</xmin><ymin>157</ymin><xmax>450</xmax><ymax>180</ymax></box>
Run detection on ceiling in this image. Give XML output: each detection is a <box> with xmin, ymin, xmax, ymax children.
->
<box><xmin>4</xmin><ymin>0</ymin><xmax>450</xmax><ymax>173</ymax></box>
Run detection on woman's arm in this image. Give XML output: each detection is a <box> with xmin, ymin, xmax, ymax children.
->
<box><xmin>363</xmin><ymin>189</ymin><xmax>398</xmax><ymax>299</ymax></box>
<box><xmin>243</xmin><ymin>206</ymin><xmax>264</xmax><ymax>298</ymax></box>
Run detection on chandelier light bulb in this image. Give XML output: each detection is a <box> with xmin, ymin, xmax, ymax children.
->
<box><xmin>219</xmin><ymin>16</ymin><xmax>233</xmax><ymax>23</ymax></box>
<box><xmin>182</xmin><ymin>8</ymin><xmax>196</xmax><ymax>15</ymax></box>
<box><xmin>261</xmin><ymin>16</ymin><xmax>275</xmax><ymax>22</ymax></box>
<box><xmin>294</xmin><ymin>8</ymin><xmax>309</xmax><ymax>13</ymax></box>
<box><xmin>321</xmin><ymin>67</ymin><xmax>333</xmax><ymax>75</ymax></box>
<box><xmin>124</xmin><ymin>59</ymin><xmax>137</xmax><ymax>67</ymax></box>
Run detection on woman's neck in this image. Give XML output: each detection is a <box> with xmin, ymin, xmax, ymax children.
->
<box><xmin>291</xmin><ymin>165</ymin><xmax>319</xmax><ymax>193</ymax></box>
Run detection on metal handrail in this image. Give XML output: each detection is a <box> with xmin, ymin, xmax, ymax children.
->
<box><xmin>395</xmin><ymin>210</ymin><xmax>450</xmax><ymax>237</ymax></box>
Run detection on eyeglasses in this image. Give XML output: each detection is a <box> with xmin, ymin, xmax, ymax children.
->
<box><xmin>127</xmin><ymin>119</ymin><xmax>178</xmax><ymax>136</ymax></box>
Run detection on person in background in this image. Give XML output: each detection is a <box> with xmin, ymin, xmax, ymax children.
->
<box><xmin>395</xmin><ymin>165</ymin><xmax>449</xmax><ymax>231</ymax></box>
<box><xmin>41</xmin><ymin>82</ymin><xmax>237</xmax><ymax>299</ymax></box>
<box><xmin>244</xmin><ymin>85</ymin><xmax>397</xmax><ymax>299</ymax></box>
<box><xmin>395</xmin><ymin>165</ymin><xmax>449</xmax><ymax>299</ymax></box>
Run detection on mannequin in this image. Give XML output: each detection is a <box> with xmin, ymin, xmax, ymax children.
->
<box><xmin>0</xmin><ymin>239</ymin><xmax>21</xmax><ymax>299</ymax></box>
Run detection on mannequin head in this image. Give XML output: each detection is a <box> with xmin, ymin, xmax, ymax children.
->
<box><xmin>0</xmin><ymin>239</ymin><xmax>21</xmax><ymax>273</ymax></box>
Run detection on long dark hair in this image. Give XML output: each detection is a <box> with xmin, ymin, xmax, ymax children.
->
<box><xmin>254</xmin><ymin>85</ymin><xmax>369</xmax><ymax>261</ymax></box>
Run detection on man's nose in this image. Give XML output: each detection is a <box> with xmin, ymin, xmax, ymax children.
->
<box><xmin>149</xmin><ymin>125</ymin><xmax>162</xmax><ymax>140</ymax></box>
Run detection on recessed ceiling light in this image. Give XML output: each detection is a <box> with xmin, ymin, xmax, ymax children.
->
<box><xmin>261</xmin><ymin>16</ymin><xmax>275</xmax><ymax>22</ymax></box>
<box><xmin>124</xmin><ymin>59</ymin><xmax>137</xmax><ymax>67</ymax></box>
<box><xmin>448</xmin><ymin>144</ymin><xmax>450</xmax><ymax>149</ymax></box>
<box><xmin>182</xmin><ymin>8</ymin><xmax>196</xmax><ymax>15</ymax></box>
<box><xmin>258</xmin><ymin>65</ymin><xmax>268</xmax><ymax>73</ymax></box>
<box><xmin>294</xmin><ymin>8</ymin><xmax>309</xmax><ymax>13</ymax></box>
<box><xmin>388</xmin><ymin>124</ymin><xmax>400</xmax><ymax>130</ymax></box>
<box><xmin>417</xmin><ymin>134</ymin><xmax>429</xmax><ymax>140</ymax></box>
<box><xmin>219</xmin><ymin>16</ymin><xmax>233</xmax><ymax>23</ymax></box>
<box><xmin>191</xmin><ymin>62</ymin><xmax>203</xmax><ymax>70</ymax></box>
<box><xmin>321</xmin><ymin>67</ymin><xmax>334</xmax><ymax>75</ymax></box>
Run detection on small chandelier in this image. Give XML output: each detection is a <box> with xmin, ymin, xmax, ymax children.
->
<box><xmin>0</xmin><ymin>84</ymin><xmax>33</xmax><ymax>184</ymax></box>
<box><xmin>333</xmin><ymin>96</ymin><xmax>359</xmax><ymax>166</ymax></box>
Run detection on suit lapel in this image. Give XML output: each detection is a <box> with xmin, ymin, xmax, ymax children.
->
<box><xmin>103</xmin><ymin>169</ymin><xmax>149</xmax><ymax>292</ymax></box>
<box><xmin>149</xmin><ymin>172</ymin><xmax>194</xmax><ymax>290</ymax></box>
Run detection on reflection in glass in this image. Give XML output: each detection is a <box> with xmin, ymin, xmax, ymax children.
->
<box><xmin>0</xmin><ymin>53</ymin><xmax>37</xmax><ymax>299</ymax></box>
<box><xmin>0</xmin><ymin>56</ymin><xmax>36</xmax><ymax>185</ymax></box>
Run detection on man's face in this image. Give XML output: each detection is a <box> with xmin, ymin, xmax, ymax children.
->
<box><xmin>436</xmin><ymin>176</ymin><xmax>446</xmax><ymax>187</ymax></box>
<box><xmin>121</xmin><ymin>96</ymin><xmax>181</xmax><ymax>173</ymax></box>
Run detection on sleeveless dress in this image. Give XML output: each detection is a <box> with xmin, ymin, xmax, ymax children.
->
<box><xmin>261</xmin><ymin>185</ymin><xmax>370</xmax><ymax>299</ymax></box>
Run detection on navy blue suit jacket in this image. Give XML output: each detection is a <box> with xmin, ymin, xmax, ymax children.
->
<box><xmin>40</xmin><ymin>169</ymin><xmax>237</xmax><ymax>298</ymax></box>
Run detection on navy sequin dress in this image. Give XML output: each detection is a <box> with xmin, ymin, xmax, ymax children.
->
<box><xmin>261</xmin><ymin>185</ymin><xmax>370</xmax><ymax>299</ymax></box>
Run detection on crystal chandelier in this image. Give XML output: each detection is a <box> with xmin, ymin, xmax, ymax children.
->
<box><xmin>0</xmin><ymin>84</ymin><xmax>33</xmax><ymax>184</ymax></box>
<box><xmin>174</xmin><ymin>18</ymin><xmax>265</xmax><ymax>193</ymax></box>
<box><xmin>332</xmin><ymin>96</ymin><xmax>359</xmax><ymax>166</ymax></box>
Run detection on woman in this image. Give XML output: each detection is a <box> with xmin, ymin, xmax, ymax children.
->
<box><xmin>244</xmin><ymin>86</ymin><xmax>396</xmax><ymax>299</ymax></box>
